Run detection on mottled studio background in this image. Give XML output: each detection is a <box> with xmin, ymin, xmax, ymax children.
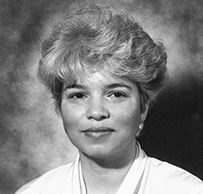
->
<box><xmin>0</xmin><ymin>0</ymin><xmax>202</xmax><ymax>193</ymax></box>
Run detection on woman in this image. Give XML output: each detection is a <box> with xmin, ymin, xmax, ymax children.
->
<box><xmin>15</xmin><ymin>2</ymin><xmax>203</xmax><ymax>194</ymax></box>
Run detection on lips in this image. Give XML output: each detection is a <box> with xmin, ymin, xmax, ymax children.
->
<box><xmin>82</xmin><ymin>127</ymin><xmax>114</xmax><ymax>138</ymax></box>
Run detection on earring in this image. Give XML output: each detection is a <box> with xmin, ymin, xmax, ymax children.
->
<box><xmin>136</xmin><ymin>123</ymin><xmax>144</xmax><ymax>137</ymax></box>
<box><xmin>139</xmin><ymin>123</ymin><xmax>143</xmax><ymax>130</ymax></box>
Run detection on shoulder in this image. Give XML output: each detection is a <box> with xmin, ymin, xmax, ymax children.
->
<box><xmin>148</xmin><ymin>157</ymin><xmax>203</xmax><ymax>194</ymax></box>
<box><xmin>15</xmin><ymin>162</ymin><xmax>74</xmax><ymax>194</ymax></box>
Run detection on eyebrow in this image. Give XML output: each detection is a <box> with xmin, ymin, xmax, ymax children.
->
<box><xmin>64</xmin><ymin>83</ymin><xmax>132</xmax><ymax>90</ymax></box>
<box><xmin>64</xmin><ymin>84</ymin><xmax>84</xmax><ymax>90</ymax></box>
<box><xmin>106</xmin><ymin>83</ymin><xmax>132</xmax><ymax>90</ymax></box>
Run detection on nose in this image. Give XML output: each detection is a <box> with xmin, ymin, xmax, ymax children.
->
<box><xmin>86</xmin><ymin>99</ymin><xmax>110</xmax><ymax>121</ymax></box>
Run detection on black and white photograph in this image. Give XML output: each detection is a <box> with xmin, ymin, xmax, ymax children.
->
<box><xmin>0</xmin><ymin>0</ymin><xmax>202</xmax><ymax>193</ymax></box>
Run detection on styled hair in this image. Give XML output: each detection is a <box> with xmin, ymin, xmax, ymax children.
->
<box><xmin>38</xmin><ymin>2</ymin><xmax>168</xmax><ymax>113</ymax></box>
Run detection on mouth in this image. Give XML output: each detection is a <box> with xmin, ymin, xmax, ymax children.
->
<box><xmin>82</xmin><ymin>127</ymin><xmax>114</xmax><ymax>138</ymax></box>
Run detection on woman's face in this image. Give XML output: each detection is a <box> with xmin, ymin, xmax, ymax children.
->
<box><xmin>61</xmin><ymin>71</ymin><xmax>148</xmax><ymax>160</ymax></box>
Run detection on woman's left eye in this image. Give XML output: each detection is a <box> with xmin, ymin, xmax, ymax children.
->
<box><xmin>109</xmin><ymin>92</ymin><xmax>126</xmax><ymax>98</ymax></box>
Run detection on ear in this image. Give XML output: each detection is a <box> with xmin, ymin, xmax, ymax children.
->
<box><xmin>140</xmin><ymin>103</ymin><xmax>149</xmax><ymax>123</ymax></box>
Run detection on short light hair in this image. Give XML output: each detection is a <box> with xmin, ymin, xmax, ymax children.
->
<box><xmin>38</xmin><ymin>2</ymin><xmax>168</xmax><ymax>113</ymax></box>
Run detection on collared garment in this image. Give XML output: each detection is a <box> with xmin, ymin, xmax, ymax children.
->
<box><xmin>15</xmin><ymin>143</ymin><xmax>203</xmax><ymax>194</ymax></box>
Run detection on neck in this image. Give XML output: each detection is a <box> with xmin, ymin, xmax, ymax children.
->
<box><xmin>80</xmin><ymin>140</ymin><xmax>137</xmax><ymax>193</ymax></box>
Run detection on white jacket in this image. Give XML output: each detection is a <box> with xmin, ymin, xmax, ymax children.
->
<box><xmin>15</xmin><ymin>143</ymin><xmax>203</xmax><ymax>194</ymax></box>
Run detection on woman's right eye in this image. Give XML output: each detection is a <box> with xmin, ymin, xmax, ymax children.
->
<box><xmin>69</xmin><ymin>93</ymin><xmax>86</xmax><ymax>99</ymax></box>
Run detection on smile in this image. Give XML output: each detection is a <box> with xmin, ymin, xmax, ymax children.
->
<box><xmin>82</xmin><ymin>127</ymin><xmax>114</xmax><ymax>138</ymax></box>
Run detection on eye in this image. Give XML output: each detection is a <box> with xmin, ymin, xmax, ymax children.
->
<box><xmin>109</xmin><ymin>91</ymin><xmax>127</xmax><ymax>98</ymax></box>
<box><xmin>69</xmin><ymin>92</ymin><xmax>87</xmax><ymax>99</ymax></box>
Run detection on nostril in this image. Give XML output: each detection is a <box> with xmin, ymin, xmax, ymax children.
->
<box><xmin>86</xmin><ymin>106</ymin><xmax>110</xmax><ymax>121</ymax></box>
<box><xmin>87</xmin><ymin>111</ymin><xmax>110</xmax><ymax>121</ymax></box>
<box><xmin>86</xmin><ymin>99</ymin><xmax>110</xmax><ymax>121</ymax></box>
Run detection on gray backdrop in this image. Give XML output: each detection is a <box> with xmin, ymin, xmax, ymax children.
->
<box><xmin>0</xmin><ymin>0</ymin><xmax>202</xmax><ymax>193</ymax></box>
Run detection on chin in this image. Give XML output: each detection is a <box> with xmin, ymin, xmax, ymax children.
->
<box><xmin>81</xmin><ymin>146</ymin><xmax>113</xmax><ymax>159</ymax></box>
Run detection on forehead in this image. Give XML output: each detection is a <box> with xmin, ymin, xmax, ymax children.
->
<box><xmin>62</xmin><ymin>60</ymin><xmax>135</xmax><ymax>87</ymax></box>
<box><xmin>75</xmin><ymin>71</ymin><xmax>127</xmax><ymax>85</ymax></box>
<box><xmin>65</xmin><ymin>71</ymin><xmax>137</xmax><ymax>92</ymax></box>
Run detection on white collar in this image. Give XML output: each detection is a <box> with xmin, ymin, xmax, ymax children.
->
<box><xmin>62</xmin><ymin>142</ymin><xmax>148</xmax><ymax>194</ymax></box>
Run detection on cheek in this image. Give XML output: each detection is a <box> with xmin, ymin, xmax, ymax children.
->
<box><xmin>114</xmin><ymin>102</ymin><xmax>141</xmax><ymax>128</ymax></box>
<box><xmin>61</xmin><ymin>104</ymin><xmax>80</xmax><ymax>129</ymax></box>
